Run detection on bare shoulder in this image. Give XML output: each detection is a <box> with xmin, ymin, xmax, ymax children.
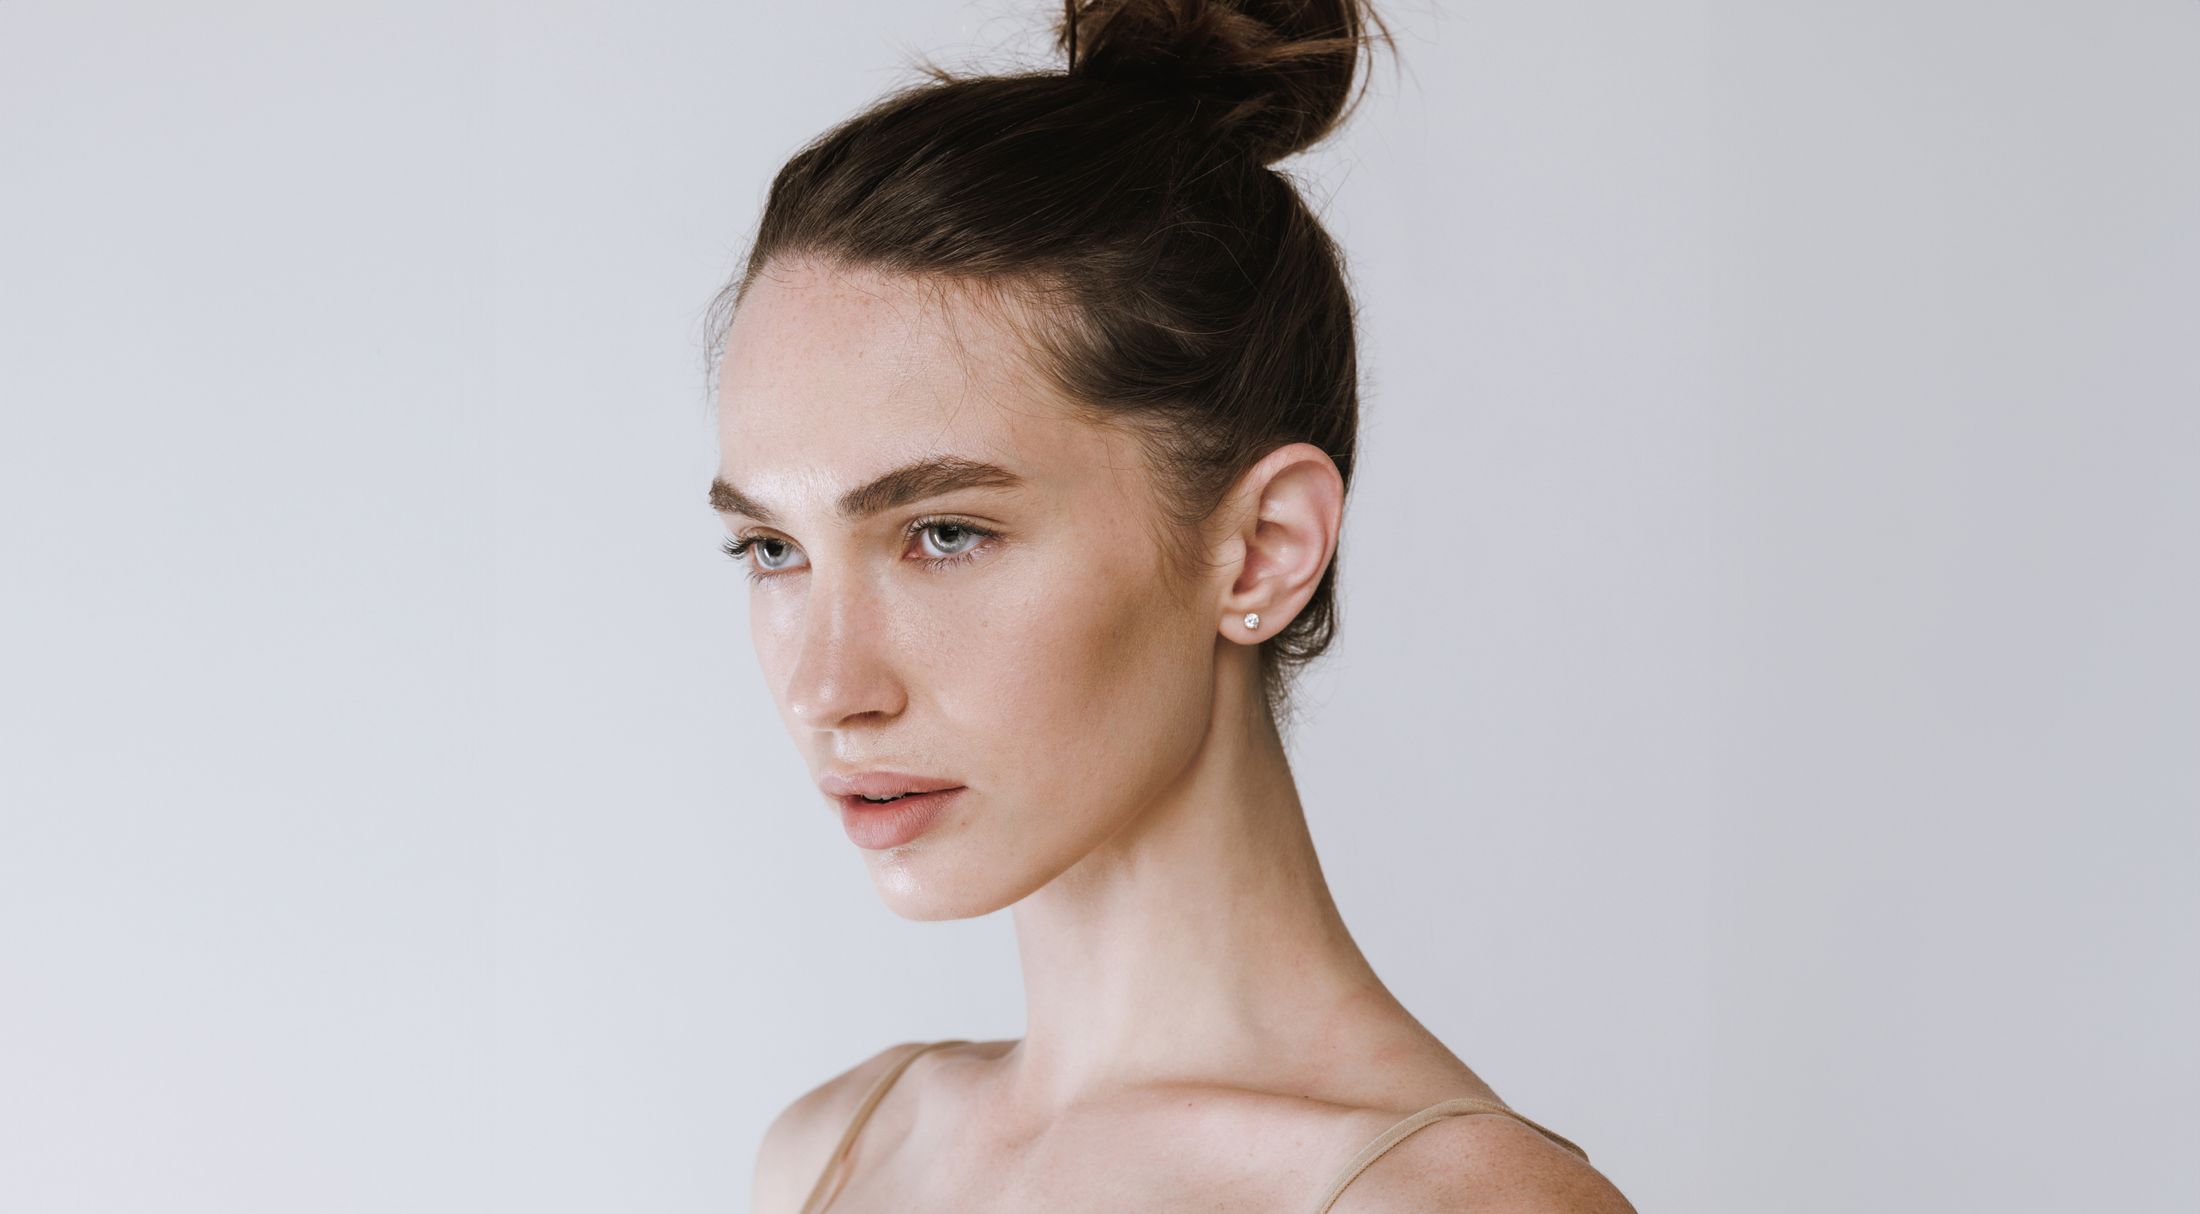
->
<box><xmin>749</xmin><ymin>1039</ymin><xmax>942</xmax><ymax>1214</ymax></box>
<box><xmin>1326</xmin><ymin>1111</ymin><xmax>1637</xmax><ymax>1214</ymax></box>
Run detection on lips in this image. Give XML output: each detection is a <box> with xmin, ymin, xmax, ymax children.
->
<box><xmin>818</xmin><ymin>771</ymin><xmax>965</xmax><ymax>849</ymax></box>
<box><xmin>833</xmin><ymin>786</ymin><xmax>963</xmax><ymax>849</ymax></box>
<box><xmin>817</xmin><ymin>770</ymin><xmax>963</xmax><ymax>800</ymax></box>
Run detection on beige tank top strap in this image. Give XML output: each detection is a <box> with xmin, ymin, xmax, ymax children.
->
<box><xmin>1307</xmin><ymin>1096</ymin><xmax>1591</xmax><ymax>1214</ymax></box>
<box><xmin>797</xmin><ymin>1039</ymin><xmax>972</xmax><ymax>1214</ymax></box>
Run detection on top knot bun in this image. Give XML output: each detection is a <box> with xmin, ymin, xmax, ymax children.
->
<box><xmin>1055</xmin><ymin>0</ymin><xmax>1394</xmax><ymax>165</ymax></box>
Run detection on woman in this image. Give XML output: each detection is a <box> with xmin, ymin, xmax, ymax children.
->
<box><xmin>706</xmin><ymin>2</ymin><xmax>1636</xmax><ymax>1210</ymax></box>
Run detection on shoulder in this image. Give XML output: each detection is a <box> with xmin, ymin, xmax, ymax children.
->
<box><xmin>1325</xmin><ymin>1110</ymin><xmax>1637</xmax><ymax>1214</ymax></box>
<box><xmin>749</xmin><ymin>1039</ymin><xmax>944</xmax><ymax>1214</ymax></box>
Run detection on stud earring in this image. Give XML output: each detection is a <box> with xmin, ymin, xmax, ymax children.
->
<box><xmin>1243</xmin><ymin>612</ymin><xmax>1261</xmax><ymax>630</ymax></box>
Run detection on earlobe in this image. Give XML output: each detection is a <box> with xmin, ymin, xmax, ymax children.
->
<box><xmin>1231</xmin><ymin>609</ymin><xmax>1264</xmax><ymax>643</ymax></box>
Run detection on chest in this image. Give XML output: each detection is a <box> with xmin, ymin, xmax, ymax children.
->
<box><xmin>811</xmin><ymin>1115</ymin><xmax>1347</xmax><ymax>1214</ymax></box>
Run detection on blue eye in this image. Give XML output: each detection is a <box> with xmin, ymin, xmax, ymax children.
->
<box><xmin>719</xmin><ymin>516</ymin><xmax>999</xmax><ymax>584</ymax></box>
<box><xmin>720</xmin><ymin>534</ymin><xmax>806</xmax><ymax>578</ymax></box>
<box><xmin>917</xmin><ymin>521</ymin><xmax>983</xmax><ymax>558</ymax></box>
<box><xmin>753</xmin><ymin>536</ymin><xmax>802</xmax><ymax>570</ymax></box>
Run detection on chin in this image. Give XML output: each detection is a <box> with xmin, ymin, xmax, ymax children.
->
<box><xmin>866</xmin><ymin>853</ymin><xmax>1045</xmax><ymax>922</ymax></box>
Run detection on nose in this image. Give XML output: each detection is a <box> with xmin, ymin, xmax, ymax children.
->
<box><xmin>783</xmin><ymin>568</ymin><xmax>906</xmax><ymax>731</ymax></box>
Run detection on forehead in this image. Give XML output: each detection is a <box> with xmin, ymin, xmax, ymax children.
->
<box><xmin>715</xmin><ymin>259</ymin><xmax>1121</xmax><ymax>491</ymax></box>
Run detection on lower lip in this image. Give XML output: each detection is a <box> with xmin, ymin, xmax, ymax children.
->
<box><xmin>836</xmin><ymin>787</ymin><xmax>964</xmax><ymax>850</ymax></box>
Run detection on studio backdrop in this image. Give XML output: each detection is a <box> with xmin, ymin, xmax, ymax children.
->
<box><xmin>2</xmin><ymin>2</ymin><xmax>2193</xmax><ymax>1212</ymax></box>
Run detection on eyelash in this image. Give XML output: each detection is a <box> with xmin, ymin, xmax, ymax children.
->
<box><xmin>719</xmin><ymin>516</ymin><xmax>1000</xmax><ymax>584</ymax></box>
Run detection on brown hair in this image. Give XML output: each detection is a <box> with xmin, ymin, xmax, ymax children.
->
<box><xmin>704</xmin><ymin>0</ymin><xmax>1397</xmax><ymax>726</ymax></box>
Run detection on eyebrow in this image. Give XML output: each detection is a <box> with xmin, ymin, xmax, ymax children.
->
<box><xmin>707</xmin><ymin>455</ymin><xmax>1026</xmax><ymax>526</ymax></box>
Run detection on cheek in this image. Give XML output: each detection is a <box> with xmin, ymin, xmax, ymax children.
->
<box><xmin>931</xmin><ymin>558</ymin><xmax>1211</xmax><ymax>791</ymax></box>
<box><xmin>747</xmin><ymin>593</ymin><xmax>803</xmax><ymax>717</ymax></box>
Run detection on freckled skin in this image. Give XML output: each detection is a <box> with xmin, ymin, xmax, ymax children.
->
<box><xmin>717</xmin><ymin>257</ymin><xmax>1220</xmax><ymax>919</ymax></box>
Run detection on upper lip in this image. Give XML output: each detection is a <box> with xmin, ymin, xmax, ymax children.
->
<box><xmin>817</xmin><ymin>770</ymin><xmax>964</xmax><ymax>799</ymax></box>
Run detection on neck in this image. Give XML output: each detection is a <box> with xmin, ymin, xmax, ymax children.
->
<box><xmin>998</xmin><ymin>653</ymin><xmax>1395</xmax><ymax>1112</ymax></box>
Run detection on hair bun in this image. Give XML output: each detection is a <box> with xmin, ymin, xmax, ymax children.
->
<box><xmin>1056</xmin><ymin>0</ymin><xmax>1392</xmax><ymax>165</ymax></box>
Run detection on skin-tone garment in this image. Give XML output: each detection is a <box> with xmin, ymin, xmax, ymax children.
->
<box><xmin>796</xmin><ymin>1039</ymin><xmax>1593</xmax><ymax>1214</ymax></box>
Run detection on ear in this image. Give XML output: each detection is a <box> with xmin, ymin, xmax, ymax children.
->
<box><xmin>1212</xmin><ymin>442</ymin><xmax>1344</xmax><ymax>643</ymax></box>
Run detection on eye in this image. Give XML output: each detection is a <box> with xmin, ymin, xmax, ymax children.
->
<box><xmin>720</xmin><ymin>516</ymin><xmax>1000</xmax><ymax>583</ymax></box>
<box><xmin>916</xmin><ymin>520</ymin><xmax>983</xmax><ymax>559</ymax></box>
<box><xmin>905</xmin><ymin>516</ymin><xmax>1000</xmax><ymax>570</ymax></box>
<box><xmin>750</xmin><ymin>536</ymin><xmax>802</xmax><ymax>571</ymax></box>
<box><xmin>719</xmin><ymin>533</ymin><xmax>808</xmax><ymax>582</ymax></box>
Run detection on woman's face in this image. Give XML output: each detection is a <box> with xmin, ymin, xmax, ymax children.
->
<box><xmin>712</xmin><ymin>257</ymin><xmax>1223</xmax><ymax>919</ymax></box>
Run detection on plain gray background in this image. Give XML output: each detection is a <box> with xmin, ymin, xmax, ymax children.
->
<box><xmin>3</xmin><ymin>2</ymin><xmax>2194</xmax><ymax>1211</ymax></box>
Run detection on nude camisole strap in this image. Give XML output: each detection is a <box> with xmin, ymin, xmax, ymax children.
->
<box><xmin>795</xmin><ymin>1041</ymin><xmax>1588</xmax><ymax>1214</ymax></box>
<box><xmin>796</xmin><ymin>1039</ymin><xmax>972</xmax><ymax>1214</ymax></box>
<box><xmin>1306</xmin><ymin>1096</ymin><xmax>1591</xmax><ymax>1214</ymax></box>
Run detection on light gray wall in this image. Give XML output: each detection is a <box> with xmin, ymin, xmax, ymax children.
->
<box><xmin>3</xmin><ymin>2</ymin><xmax>2192</xmax><ymax>1211</ymax></box>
